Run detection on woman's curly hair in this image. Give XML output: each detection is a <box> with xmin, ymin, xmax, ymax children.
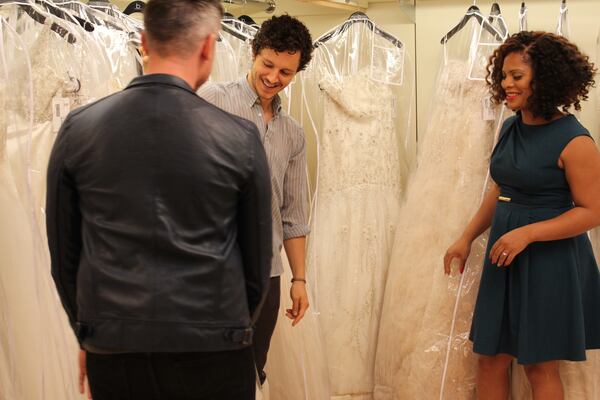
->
<box><xmin>252</xmin><ymin>14</ymin><xmax>313</xmax><ymax>72</ymax></box>
<box><xmin>487</xmin><ymin>31</ymin><xmax>596</xmax><ymax>120</ymax></box>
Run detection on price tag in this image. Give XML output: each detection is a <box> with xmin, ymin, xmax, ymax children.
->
<box><xmin>52</xmin><ymin>96</ymin><xmax>71</xmax><ymax>134</ymax></box>
<box><xmin>482</xmin><ymin>97</ymin><xmax>495</xmax><ymax>121</ymax></box>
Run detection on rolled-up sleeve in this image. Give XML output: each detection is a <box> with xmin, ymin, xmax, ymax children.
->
<box><xmin>281</xmin><ymin>131</ymin><xmax>310</xmax><ymax>240</ymax></box>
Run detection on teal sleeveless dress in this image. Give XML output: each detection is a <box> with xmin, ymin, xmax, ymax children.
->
<box><xmin>470</xmin><ymin>113</ymin><xmax>600</xmax><ymax>364</ymax></box>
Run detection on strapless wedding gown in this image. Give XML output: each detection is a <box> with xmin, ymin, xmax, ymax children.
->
<box><xmin>374</xmin><ymin>60</ymin><xmax>501</xmax><ymax>400</ymax></box>
<box><xmin>309</xmin><ymin>68</ymin><xmax>403</xmax><ymax>400</ymax></box>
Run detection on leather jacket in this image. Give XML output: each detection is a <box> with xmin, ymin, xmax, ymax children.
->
<box><xmin>46</xmin><ymin>74</ymin><xmax>272</xmax><ymax>352</ymax></box>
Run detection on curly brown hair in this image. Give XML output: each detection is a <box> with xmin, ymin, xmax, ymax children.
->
<box><xmin>252</xmin><ymin>15</ymin><xmax>313</xmax><ymax>72</ymax></box>
<box><xmin>487</xmin><ymin>31</ymin><xmax>596</xmax><ymax>120</ymax></box>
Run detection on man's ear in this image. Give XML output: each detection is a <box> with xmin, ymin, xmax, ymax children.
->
<box><xmin>141</xmin><ymin>31</ymin><xmax>148</xmax><ymax>54</ymax></box>
<box><xmin>200</xmin><ymin>33</ymin><xmax>217</xmax><ymax>62</ymax></box>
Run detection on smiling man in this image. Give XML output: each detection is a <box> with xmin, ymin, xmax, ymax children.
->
<box><xmin>198</xmin><ymin>15</ymin><xmax>313</xmax><ymax>385</ymax></box>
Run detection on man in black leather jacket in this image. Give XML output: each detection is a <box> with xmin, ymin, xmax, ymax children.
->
<box><xmin>46</xmin><ymin>0</ymin><xmax>272</xmax><ymax>398</ymax></box>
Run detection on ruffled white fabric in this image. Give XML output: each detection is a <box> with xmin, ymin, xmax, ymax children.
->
<box><xmin>0</xmin><ymin>6</ymin><xmax>140</xmax><ymax>398</ymax></box>
<box><xmin>308</xmin><ymin>69</ymin><xmax>403</xmax><ymax>399</ymax></box>
<box><xmin>374</xmin><ymin>60</ymin><xmax>500</xmax><ymax>400</ymax></box>
<box><xmin>264</xmin><ymin>251</ymin><xmax>331</xmax><ymax>400</ymax></box>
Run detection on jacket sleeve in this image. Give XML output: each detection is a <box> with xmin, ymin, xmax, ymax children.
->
<box><xmin>46</xmin><ymin>117</ymin><xmax>82</xmax><ymax>335</ymax></box>
<box><xmin>237</xmin><ymin>125</ymin><xmax>273</xmax><ymax>321</ymax></box>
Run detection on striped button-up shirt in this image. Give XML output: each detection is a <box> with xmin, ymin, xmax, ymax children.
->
<box><xmin>198</xmin><ymin>78</ymin><xmax>309</xmax><ymax>276</ymax></box>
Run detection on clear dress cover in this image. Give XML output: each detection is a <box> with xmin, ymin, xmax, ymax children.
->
<box><xmin>274</xmin><ymin>14</ymin><xmax>415</xmax><ymax>400</ymax></box>
<box><xmin>374</xmin><ymin>11</ymin><xmax>506</xmax><ymax>400</ymax></box>
<box><xmin>0</xmin><ymin>3</ymin><xmax>141</xmax><ymax>399</ymax></box>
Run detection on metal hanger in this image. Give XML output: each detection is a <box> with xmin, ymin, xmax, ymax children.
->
<box><xmin>315</xmin><ymin>12</ymin><xmax>403</xmax><ymax>49</ymax></box>
<box><xmin>123</xmin><ymin>0</ymin><xmax>144</xmax><ymax>15</ymax></box>
<box><xmin>440</xmin><ymin>5</ymin><xmax>504</xmax><ymax>44</ymax></box>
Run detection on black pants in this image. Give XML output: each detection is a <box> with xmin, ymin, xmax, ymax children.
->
<box><xmin>253</xmin><ymin>276</ymin><xmax>281</xmax><ymax>384</ymax></box>
<box><xmin>86</xmin><ymin>347</ymin><xmax>255</xmax><ymax>400</ymax></box>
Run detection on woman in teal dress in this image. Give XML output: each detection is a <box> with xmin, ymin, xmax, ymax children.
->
<box><xmin>444</xmin><ymin>31</ymin><xmax>600</xmax><ymax>400</ymax></box>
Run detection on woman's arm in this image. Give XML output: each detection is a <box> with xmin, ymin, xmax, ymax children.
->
<box><xmin>444</xmin><ymin>182</ymin><xmax>500</xmax><ymax>274</ymax></box>
<box><xmin>490</xmin><ymin>135</ymin><xmax>600</xmax><ymax>266</ymax></box>
<box><xmin>531</xmin><ymin>136</ymin><xmax>600</xmax><ymax>240</ymax></box>
<box><xmin>460</xmin><ymin>182</ymin><xmax>500</xmax><ymax>243</ymax></box>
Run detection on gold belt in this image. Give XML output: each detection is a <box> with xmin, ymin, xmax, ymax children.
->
<box><xmin>498</xmin><ymin>196</ymin><xmax>511</xmax><ymax>202</ymax></box>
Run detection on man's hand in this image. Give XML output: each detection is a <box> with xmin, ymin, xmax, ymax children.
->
<box><xmin>78</xmin><ymin>349</ymin><xmax>92</xmax><ymax>399</ymax></box>
<box><xmin>285</xmin><ymin>282</ymin><xmax>309</xmax><ymax>327</ymax></box>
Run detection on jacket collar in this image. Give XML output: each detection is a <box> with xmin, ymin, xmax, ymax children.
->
<box><xmin>126</xmin><ymin>74</ymin><xmax>197</xmax><ymax>95</ymax></box>
<box><xmin>239</xmin><ymin>77</ymin><xmax>282</xmax><ymax>115</ymax></box>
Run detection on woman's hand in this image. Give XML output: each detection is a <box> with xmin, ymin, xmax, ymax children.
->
<box><xmin>489</xmin><ymin>227</ymin><xmax>532</xmax><ymax>267</ymax></box>
<box><xmin>444</xmin><ymin>237</ymin><xmax>472</xmax><ymax>275</ymax></box>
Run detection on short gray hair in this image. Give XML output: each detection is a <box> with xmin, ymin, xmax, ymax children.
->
<box><xmin>144</xmin><ymin>0</ymin><xmax>223</xmax><ymax>57</ymax></box>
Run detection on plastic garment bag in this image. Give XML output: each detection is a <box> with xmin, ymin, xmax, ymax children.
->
<box><xmin>264</xmin><ymin>249</ymin><xmax>332</xmax><ymax>400</ymax></box>
<box><xmin>293</xmin><ymin>13</ymin><xmax>415</xmax><ymax>399</ymax></box>
<box><xmin>556</xmin><ymin>0</ymin><xmax>570</xmax><ymax>38</ymax></box>
<box><xmin>88</xmin><ymin>22</ymin><xmax>140</xmax><ymax>91</ymax></box>
<box><xmin>57</xmin><ymin>1</ymin><xmax>141</xmax><ymax>92</ymax></box>
<box><xmin>0</xmin><ymin>14</ymin><xmax>35</xmax><ymax>400</ymax></box>
<box><xmin>373</xmin><ymin>9</ymin><xmax>506</xmax><ymax>400</ymax></box>
<box><xmin>0</xmin><ymin>5</ymin><xmax>97</xmax><ymax>399</ymax></box>
<box><xmin>58</xmin><ymin>2</ymin><xmax>141</xmax><ymax>92</ymax></box>
<box><xmin>518</xmin><ymin>2</ymin><xmax>528</xmax><ymax>32</ymax></box>
<box><xmin>0</xmin><ymin>3</ymin><xmax>140</xmax><ymax>398</ymax></box>
<box><xmin>210</xmin><ymin>19</ymin><xmax>255</xmax><ymax>83</ymax></box>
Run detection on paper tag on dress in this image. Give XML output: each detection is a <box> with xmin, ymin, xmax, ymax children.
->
<box><xmin>482</xmin><ymin>97</ymin><xmax>495</xmax><ymax>121</ymax></box>
<box><xmin>52</xmin><ymin>96</ymin><xmax>71</xmax><ymax>134</ymax></box>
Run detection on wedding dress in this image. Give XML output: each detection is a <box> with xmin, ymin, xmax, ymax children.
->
<box><xmin>0</xmin><ymin>17</ymin><xmax>36</xmax><ymax>400</ymax></box>
<box><xmin>1</xmin><ymin>11</ymin><xmax>81</xmax><ymax>399</ymax></box>
<box><xmin>373</xmin><ymin>59</ymin><xmax>502</xmax><ymax>400</ymax></box>
<box><xmin>0</xmin><ymin>5</ymin><xmax>139</xmax><ymax>398</ymax></box>
<box><xmin>308</xmin><ymin>68</ymin><xmax>403</xmax><ymax>400</ymax></box>
<box><xmin>210</xmin><ymin>28</ymin><xmax>253</xmax><ymax>83</ymax></box>
<box><xmin>2</xmin><ymin>11</ymin><xmax>94</xmax><ymax>399</ymax></box>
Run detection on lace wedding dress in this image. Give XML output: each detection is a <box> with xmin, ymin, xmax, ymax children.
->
<box><xmin>210</xmin><ymin>29</ymin><xmax>253</xmax><ymax>83</ymax></box>
<box><xmin>0</xmin><ymin>17</ymin><xmax>36</xmax><ymax>400</ymax></box>
<box><xmin>1</xmin><ymin>6</ymin><xmax>139</xmax><ymax>398</ymax></box>
<box><xmin>308</xmin><ymin>68</ymin><xmax>403</xmax><ymax>400</ymax></box>
<box><xmin>374</xmin><ymin>60</ymin><xmax>501</xmax><ymax>400</ymax></box>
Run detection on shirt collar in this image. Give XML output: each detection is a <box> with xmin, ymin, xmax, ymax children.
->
<box><xmin>239</xmin><ymin>77</ymin><xmax>282</xmax><ymax>115</ymax></box>
<box><xmin>126</xmin><ymin>74</ymin><xmax>196</xmax><ymax>95</ymax></box>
